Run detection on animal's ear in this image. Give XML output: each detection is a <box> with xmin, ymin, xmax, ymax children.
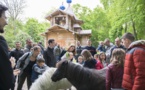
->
<box><xmin>62</xmin><ymin>60</ymin><xmax>69</xmax><ymax>66</ymax></box>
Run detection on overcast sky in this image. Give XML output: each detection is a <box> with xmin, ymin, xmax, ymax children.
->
<box><xmin>22</xmin><ymin>0</ymin><xmax>102</xmax><ymax>22</ymax></box>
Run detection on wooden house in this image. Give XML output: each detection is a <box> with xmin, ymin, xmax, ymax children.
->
<box><xmin>42</xmin><ymin>4</ymin><xmax>91</xmax><ymax>48</ymax></box>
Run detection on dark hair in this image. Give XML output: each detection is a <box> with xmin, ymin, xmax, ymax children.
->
<box><xmin>0</xmin><ymin>4</ymin><xmax>8</xmax><ymax>17</ymax></box>
<box><xmin>122</xmin><ymin>32</ymin><xmax>135</xmax><ymax>42</ymax></box>
<box><xmin>37</xmin><ymin>57</ymin><xmax>45</xmax><ymax>63</ymax></box>
<box><xmin>38</xmin><ymin>42</ymin><xmax>42</xmax><ymax>45</ymax></box>
<box><xmin>48</xmin><ymin>39</ymin><xmax>55</xmax><ymax>45</ymax></box>
<box><xmin>32</xmin><ymin>46</ymin><xmax>41</xmax><ymax>51</ymax></box>
<box><xmin>15</xmin><ymin>41</ymin><xmax>21</xmax><ymax>44</ymax></box>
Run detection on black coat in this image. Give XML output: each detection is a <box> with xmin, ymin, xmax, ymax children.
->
<box><xmin>9</xmin><ymin>48</ymin><xmax>24</xmax><ymax>62</ymax></box>
<box><xmin>0</xmin><ymin>36</ymin><xmax>14</xmax><ymax>90</ymax></box>
<box><xmin>83</xmin><ymin>59</ymin><xmax>97</xmax><ymax>69</ymax></box>
<box><xmin>43</xmin><ymin>47</ymin><xmax>56</xmax><ymax>67</ymax></box>
<box><xmin>84</xmin><ymin>46</ymin><xmax>96</xmax><ymax>56</ymax></box>
<box><xmin>58</xmin><ymin>50</ymin><xmax>66</xmax><ymax>61</ymax></box>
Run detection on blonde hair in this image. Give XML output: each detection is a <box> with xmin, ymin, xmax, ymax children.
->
<box><xmin>81</xmin><ymin>49</ymin><xmax>93</xmax><ymax>61</ymax></box>
<box><xmin>110</xmin><ymin>48</ymin><xmax>125</xmax><ymax>67</ymax></box>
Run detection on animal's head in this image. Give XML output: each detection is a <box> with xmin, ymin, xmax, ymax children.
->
<box><xmin>51</xmin><ymin>60</ymin><xmax>69</xmax><ymax>82</ymax></box>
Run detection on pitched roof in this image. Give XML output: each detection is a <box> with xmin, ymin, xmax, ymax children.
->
<box><xmin>45</xmin><ymin>6</ymin><xmax>83</xmax><ymax>24</ymax></box>
<box><xmin>76</xmin><ymin>30</ymin><xmax>92</xmax><ymax>35</ymax></box>
<box><xmin>42</xmin><ymin>24</ymin><xmax>73</xmax><ymax>35</ymax></box>
<box><xmin>41</xmin><ymin>24</ymin><xmax>91</xmax><ymax>36</ymax></box>
<box><xmin>65</xmin><ymin>5</ymin><xmax>78</xmax><ymax>20</ymax></box>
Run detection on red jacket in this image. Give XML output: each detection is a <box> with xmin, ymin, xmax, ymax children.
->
<box><xmin>122</xmin><ymin>40</ymin><xmax>145</xmax><ymax>90</ymax></box>
<box><xmin>106</xmin><ymin>64</ymin><xmax>124</xmax><ymax>90</ymax></box>
<box><xmin>95</xmin><ymin>60</ymin><xmax>104</xmax><ymax>70</ymax></box>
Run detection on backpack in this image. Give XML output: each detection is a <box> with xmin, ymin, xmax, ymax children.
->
<box><xmin>19</xmin><ymin>53</ymin><xmax>29</xmax><ymax>68</ymax></box>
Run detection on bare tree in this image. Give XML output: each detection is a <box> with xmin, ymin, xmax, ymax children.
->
<box><xmin>0</xmin><ymin>0</ymin><xmax>26</xmax><ymax>20</ymax></box>
<box><xmin>0</xmin><ymin>0</ymin><xmax>26</xmax><ymax>35</ymax></box>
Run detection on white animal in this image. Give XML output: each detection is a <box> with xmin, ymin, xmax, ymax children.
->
<box><xmin>30</xmin><ymin>68</ymin><xmax>72</xmax><ymax>90</ymax></box>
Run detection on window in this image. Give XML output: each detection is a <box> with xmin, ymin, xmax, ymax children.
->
<box><xmin>55</xmin><ymin>16</ymin><xmax>66</xmax><ymax>26</ymax></box>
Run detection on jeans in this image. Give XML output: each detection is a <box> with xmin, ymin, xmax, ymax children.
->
<box><xmin>17</xmin><ymin>72</ymin><xmax>32</xmax><ymax>90</ymax></box>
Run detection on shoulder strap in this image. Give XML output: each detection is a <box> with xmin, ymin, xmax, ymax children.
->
<box><xmin>23</xmin><ymin>53</ymin><xmax>30</xmax><ymax>61</ymax></box>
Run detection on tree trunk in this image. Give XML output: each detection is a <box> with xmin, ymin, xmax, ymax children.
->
<box><xmin>132</xmin><ymin>20</ymin><xmax>138</xmax><ymax>40</ymax></box>
<box><xmin>124</xmin><ymin>23</ymin><xmax>127</xmax><ymax>33</ymax></box>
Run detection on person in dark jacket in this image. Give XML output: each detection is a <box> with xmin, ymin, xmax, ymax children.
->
<box><xmin>9</xmin><ymin>41</ymin><xmax>24</xmax><ymax>65</ymax></box>
<box><xmin>97</xmin><ymin>41</ymin><xmax>106</xmax><ymax>52</ymax></box>
<box><xmin>81</xmin><ymin>49</ymin><xmax>96</xmax><ymax>69</ymax></box>
<box><xmin>38</xmin><ymin>42</ymin><xmax>44</xmax><ymax>54</ymax></box>
<box><xmin>23</xmin><ymin>39</ymin><xmax>33</xmax><ymax>53</ymax></box>
<box><xmin>9</xmin><ymin>41</ymin><xmax>24</xmax><ymax>90</ymax></box>
<box><xmin>106</xmin><ymin>48</ymin><xmax>125</xmax><ymax>90</ymax></box>
<box><xmin>54</xmin><ymin>44</ymin><xmax>62</xmax><ymax>61</ymax></box>
<box><xmin>84</xmin><ymin>39</ymin><xmax>96</xmax><ymax>56</ymax></box>
<box><xmin>43</xmin><ymin>39</ymin><xmax>56</xmax><ymax>67</ymax></box>
<box><xmin>76</xmin><ymin>41</ymin><xmax>83</xmax><ymax>62</ymax></box>
<box><xmin>110</xmin><ymin>37</ymin><xmax>126</xmax><ymax>58</ymax></box>
<box><xmin>0</xmin><ymin>4</ymin><xmax>14</xmax><ymax>90</ymax></box>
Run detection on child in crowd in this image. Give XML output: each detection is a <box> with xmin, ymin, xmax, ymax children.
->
<box><xmin>96</xmin><ymin>52</ymin><xmax>107</xmax><ymax>70</ymax></box>
<box><xmin>94</xmin><ymin>54</ymin><xmax>99</xmax><ymax>60</ymax></box>
<box><xmin>77</xmin><ymin>55</ymin><xmax>84</xmax><ymax>65</ymax></box>
<box><xmin>106</xmin><ymin>48</ymin><xmax>125</xmax><ymax>90</ymax></box>
<box><xmin>31</xmin><ymin>56</ymin><xmax>48</xmax><ymax>83</ymax></box>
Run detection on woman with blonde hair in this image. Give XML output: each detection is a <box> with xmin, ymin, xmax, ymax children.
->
<box><xmin>106</xmin><ymin>48</ymin><xmax>125</xmax><ymax>90</ymax></box>
<box><xmin>81</xmin><ymin>49</ymin><xmax>96</xmax><ymax>69</ymax></box>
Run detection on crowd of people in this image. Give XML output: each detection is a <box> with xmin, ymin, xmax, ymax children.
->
<box><xmin>1</xmin><ymin>4</ymin><xmax>145</xmax><ymax>90</ymax></box>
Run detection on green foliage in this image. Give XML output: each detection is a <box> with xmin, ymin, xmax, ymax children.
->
<box><xmin>4</xmin><ymin>19</ymin><xmax>24</xmax><ymax>48</ymax></box>
<box><xmin>101</xmin><ymin>0</ymin><xmax>145</xmax><ymax>40</ymax></box>
<box><xmin>73</xmin><ymin>4</ymin><xmax>110</xmax><ymax>46</ymax></box>
<box><xmin>24</xmin><ymin>18</ymin><xmax>49</xmax><ymax>43</ymax></box>
<box><xmin>4</xmin><ymin>18</ymin><xmax>49</xmax><ymax>48</ymax></box>
<box><xmin>15</xmin><ymin>31</ymin><xmax>33</xmax><ymax>48</ymax></box>
<box><xmin>3</xmin><ymin>0</ymin><xmax>145</xmax><ymax>48</ymax></box>
<box><xmin>72</xmin><ymin>0</ymin><xmax>145</xmax><ymax>46</ymax></box>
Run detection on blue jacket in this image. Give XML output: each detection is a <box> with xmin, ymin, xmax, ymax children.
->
<box><xmin>97</xmin><ymin>45</ymin><xmax>106</xmax><ymax>52</ymax></box>
<box><xmin>31</xmin><ymin>64</ymin><xmax>48</xmax><ymax>82</ymax></box>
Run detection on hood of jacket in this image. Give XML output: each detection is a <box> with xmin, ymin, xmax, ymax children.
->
<box><xmin>128</xmin><ymin>40</ymin><xmax>145</xmax><ymax>50</ymax></box>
